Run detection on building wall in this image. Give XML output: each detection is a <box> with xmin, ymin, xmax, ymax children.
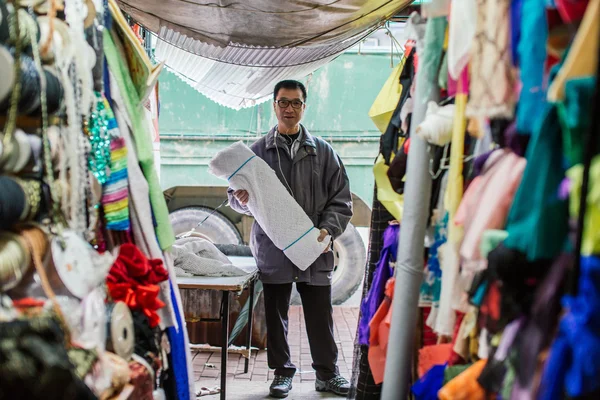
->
<box><xmin>159</xmin><ymin>52</ymin><xmax>398</xmax><ymax>204</ymax></box>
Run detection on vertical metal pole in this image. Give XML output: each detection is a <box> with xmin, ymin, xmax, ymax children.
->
<box><xmin>245</xmin><ymin>280</ymin><xmax>256</xmax><ymax>373</ymax></box>
<box><xmin>381</xmin><ymin>16</ymin><xmax>446</xmax><ymax>399</ymax></box>
<box><xmin>221</xmin><ymin>291</ymin><xmax>230</xmax><ymax>400</ymax></box>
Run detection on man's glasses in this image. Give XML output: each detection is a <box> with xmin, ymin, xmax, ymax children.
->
<box><xmin>276</xmin><ymin>99</ymin><xmax>304</xmax><ymax>109</ymax></box>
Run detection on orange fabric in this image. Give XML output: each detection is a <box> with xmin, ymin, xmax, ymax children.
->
<box><xmin>418</xmin><ymin>344</ymin><xmax>453</xmax><ymax>378</ymax></box>
<box><xmin>438</xmin><ymin>359</ymin><xmax>494</xmax><ymax>400</ymax></box>
<box><xmin>367</xmin><ymin>277</ymin><xmax>395</xmax><ymax>384</ymax></box>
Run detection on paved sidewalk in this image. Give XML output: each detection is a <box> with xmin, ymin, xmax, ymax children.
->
<box><xmin>193</xmin><ymin>306</ymin><xmax>359</xmax><ymax>398</ymax></box>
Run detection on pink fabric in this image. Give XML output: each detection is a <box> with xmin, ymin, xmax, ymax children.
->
<box><xmin>448</xmin><ymin>66</ymin><xmax>470</xmax><ymax>96</ymax></box>
<box><xmin>454</xmin><ymin>150</ymin><xmax>526</xmax><ymax>271</ymax></box>
<box><xmin>101</xmin><ymin>189</ymin><xmax>128</xmax><ymax>204</ymax></box>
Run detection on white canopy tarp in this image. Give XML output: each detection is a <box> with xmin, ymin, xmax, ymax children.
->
<box><xmin>118</xmin><ymin>0</ymin><xmax>411</xmax><ymax>109</ymax></box>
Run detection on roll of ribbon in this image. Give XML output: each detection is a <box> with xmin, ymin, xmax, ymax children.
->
<box><xmin>106</xmin><ymin>301</ymin><xmax>135</xmax><ymax>360</ymax></box>
<box><xmin>11</xmin><ymin>129</ymin><xmax>32</xmax><ymax>173</ymax></box>
<box><xmin>0</xmin><ymin>230</ymin><xmax>30</xmax><ymax>291</ymax></box>
<box><xmin>0</xmin><ymin>46</ymin><xmax>14</xmax><ymax>105</ymax></box>
<box><xmin>0</xmin><ymin>176</ymin><xmax>26</xmax><ymax>228</ymax></box>
<box><xmin>0</xmin><ymin>0</ymin><xmax>10</xmax><ymax>44</ymax></box>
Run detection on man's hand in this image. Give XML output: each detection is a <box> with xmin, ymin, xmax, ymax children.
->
<box><xmin>318</xmin><ymin>228</ymin><xmax>331</xmax><ymax>253</ymax></box>
<box><xmin>233</xmin><ymin>190</ymin><xmax>249</xmax><ymax>206</ymax></box>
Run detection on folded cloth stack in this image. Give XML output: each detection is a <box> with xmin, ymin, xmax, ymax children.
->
<box><xmin>208</xmin><ymin>141</ymin><xmax>329</xmax><ymax>271</ymax></box>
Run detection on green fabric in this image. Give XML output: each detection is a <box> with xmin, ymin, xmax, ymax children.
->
<box><xmin>443</xmin><ymin>364</ymin><xmax>472</xmax><ymax>384</ymax></box>
<box><xmin>480</xmin><ymin>229</ymin><xmax>509</xmax><ymax>259</ymax></box>
<box><xmin>557</xmin><ymin>77</ymin><xmax>596</xmax><ymax>168</ymax></box>
<box><xmin>104</xmin><ymin>30</ymin><xmax>174</xmax><ymax>250</ymax></box>
<box><xmin>421</xmin><ymin>17</ymin><xmax>448</xmax><ymax>97</ymax></box>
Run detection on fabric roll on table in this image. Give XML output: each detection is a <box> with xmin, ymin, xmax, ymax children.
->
<box><xmin>209</xmin><ymin>141</ymin><xmax>330</xmax><ymax>271</ymax></box>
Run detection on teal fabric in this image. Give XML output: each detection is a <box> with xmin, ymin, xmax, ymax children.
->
<box><xmin>557</xmin><ymin>77</ymin><xmax>596</xmax><ymax>168</ymax></box>
<box><xmin>504</xmin><ymin>100</ymin><xmax>569</xmax><ymax>260</ymax></box>
<box><xmin>504</xmin><ymin>63</ymin><xmax>569</xmax><ymax>260</ymax></box>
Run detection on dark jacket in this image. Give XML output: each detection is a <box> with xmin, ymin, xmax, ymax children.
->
<box><xmin>228</xmin><ymin>125</ymin><xmax>353</xmax><ymax>285</ymax></box>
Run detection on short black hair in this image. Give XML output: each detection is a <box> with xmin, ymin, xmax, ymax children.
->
<box><xmin>273</xmin><ymin>80</ymin><xmax>307</xmax><ymax>102</ymax></box>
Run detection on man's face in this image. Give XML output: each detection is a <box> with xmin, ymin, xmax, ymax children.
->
<box><xmin>274</xmin><ymin>87</ymin><xmax>306</xmax><ymax>131</ymax></box>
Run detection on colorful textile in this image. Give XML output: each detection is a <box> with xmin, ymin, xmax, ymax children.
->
<box><xmin>104</xmin><ymin>30</ymin><xmax>174</xmax><ymax>250</ymax></box>
<box><xmin>538</xmin><ymin>256</ymin><xmax>600</xmax><ymax>399</ymax></box>
<box><xmin>368</xmin><ymin>277</ymin><xmax>395</xmax><ymax>384</ymax></box>
<box><xmin>101</xmin><ymin>99</ymin><xmax>130</xmax><ymax>231</ymax></box>
<box><xmin>358</xmin><ymin>224</ymin><xmax>399</xmax><ymax>345</ymax></box>
<box><xmin>420</xmin><ymin>213</ymin><xmax>448</xmax><ymax>308</ymax></box>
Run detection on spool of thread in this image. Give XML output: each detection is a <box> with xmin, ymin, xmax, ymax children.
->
<box><xmin>0</xmin><ymin>176</ymin><xmax>26</xmax><ymax>228</ymax></box>
<box><xmin>0</xmin><ymin>0</ymin><xmax>10</xmax><ymax>43</ymax></box>
<box><xmin>0</xmin><ymin>230</ymin><xmax>30</xmax><ymax>291</ymax></box>
<box><xmin>11</xmin><ymin>129</ymin><xmax>32</xmax><ymax>173</ymax></box>
<box><xmin>0</xmin><ymin>45</ymin><xmax>14</xmax><ymax>105</ymax></box>
<box><xmin>106</xmin><ymin>301</ymin><xmax>135</xmax><ymax>360</ymax></box>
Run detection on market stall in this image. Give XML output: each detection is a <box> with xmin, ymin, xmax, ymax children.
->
<box><xmin>352</xmin><ymin>0</ymin><xmax>600</xmax><ymax>399</ymax></box>
<box><xmin>0</xmin><ymin>0</ymin><xmax>194</xmax><ymax>398</ymax></box>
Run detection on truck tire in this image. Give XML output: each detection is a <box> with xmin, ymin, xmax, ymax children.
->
<box><xmin>169</xmin><ymin>206</ymin><xmax>242</xmax><ymax>244</ymax></box>
<box><xmin>291</xmin><ymin>223</ymin><xmax>366</xmax><ymax>305</ymax></box>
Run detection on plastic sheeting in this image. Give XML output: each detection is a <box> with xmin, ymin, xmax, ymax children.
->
<box><xmin>118</xmin><ymin>0</ymin><xmax>411</xmax><ymax>108</ymax></box>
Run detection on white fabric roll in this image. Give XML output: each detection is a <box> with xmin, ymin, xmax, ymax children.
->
<box><xmin>209</xmin><ymin>141</ymin><xmax>329</xmax><ymax>271</ymax></box>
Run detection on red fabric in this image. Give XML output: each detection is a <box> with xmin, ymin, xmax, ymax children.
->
<box><xmin>555</xmin><ymin>0</ymin><xmax>589</xmax><ymax>23</ymax></box>
<box><xmin>368</xmin><ymin>277</ymin><xmax>395</xmax><ymax>384</ymax></box>
<box><xmin>404</xmin><ymin>138</ymin><xmax>411</xmax><ymax>154</ymax></box>
<box><xmin>107</xmin><ymin>244</ymin><xmax>168</xmax><ymax>327</ymax></box>
<box><xmin>421</xmin><ymin>307</ymin><xmax>438</xmax><ymax>347</ymax></box>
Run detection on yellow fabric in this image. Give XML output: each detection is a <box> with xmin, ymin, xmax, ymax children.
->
<box><xmin>369</xmin><ymin>58</ymin><xmax>406</xmax><ymax>133</ymax></box>
<box><xmin>566</xmin><ymin>155</ymin><xmax>600</xmax><ymax>256</ymax></box>
<box><xmin>547</xmin><ymin>0</ymin><xmax>599</xmax><ymax>101</ymax></box>
<box><xmin>446</xmin><ymin>92</ymin><xmax>468</xmax><ymax>243</ymax></box>
<box><xmin>103</xmin><ymin>198</ymin><xmax>129</xmax><ymax>213</ymax></box>
<box><xmin>373</xmin><ymin>154</ymin><xmax>404</xmax><ymax>221</ymax></box>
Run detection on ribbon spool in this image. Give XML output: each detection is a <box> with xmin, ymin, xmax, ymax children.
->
<box><xmin>0</xmin><ymin>230</ymin><xmax>30</xmax><ymax>291</ymax></box>
<box><xmin>0</xmin><ymin>46</ymin><xmax>14</xmax><ymax>105</ymax></box>
<box><xmin>106</xmin><ymin>301</ymin><xmax>135</xmax><ymax>360</ymax></box>
<box><xmin>0</xmin><ymin>176</ymin><xmax>27</xmax><ymax>228</ymax></box>
<box><xmin>0</xmin><ymin>51</ymin><xmax>64</xmax><ymax>116</ymax></box>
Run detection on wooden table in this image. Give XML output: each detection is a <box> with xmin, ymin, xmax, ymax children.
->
<box><xmin>177</xmin><ymin>257</ymin><xmax>259</xmax><ymax>400</ymax></box>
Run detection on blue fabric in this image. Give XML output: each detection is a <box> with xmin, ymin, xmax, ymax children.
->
<box><xmin>167</xmin><ymin>280</ymin><xmax>190</xmax><ymax>400</ymax></box>
<box><xmin>538</xmin><ymin>256</ymin><xmax>600</xmax><ymax>399</ymax></box>
<box><xmin>358</xmin><ymin>224</ymin><xmax>399</xmax><ymax>345</ymax></box>
<box><xmin>510</xmin><ymin>0</ymin><xmax>524</xmax><ymax>66</ymax></box>
<box><xmin>516</xmin><ymin>0</ymin><xmax>548</xmax><ymax>135</ymax></box>
<box><xmin>419</xmin><ymin>213</ymin><xmax>448</xmax><ymax>306</ymax></box>
<box><xmin>411</xmin><ymin>364</ymin><xmax>447</xmax><ymax>400</ymax></box>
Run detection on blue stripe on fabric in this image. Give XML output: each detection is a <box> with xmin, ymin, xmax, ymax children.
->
<box><xmin>283</xmin><ymin>227</ymin><xmax>314</xmax><ymax>251</ymax></box>
<box><xmin>227</xmin><ymin>156</ymin><xmax>256</xmax><ymax>180</ymax></box>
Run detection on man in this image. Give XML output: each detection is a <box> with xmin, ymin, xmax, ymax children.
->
<box><xmin>228</xmin><ymin>80</ymin><xmax>353</xmax><ymax>398</ymax></box>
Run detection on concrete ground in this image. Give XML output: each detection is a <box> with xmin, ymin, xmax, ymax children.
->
<box><xmin>193</xmin><ymin>306</ymin><xmax>359</xmax><ymax>399</ymax></box>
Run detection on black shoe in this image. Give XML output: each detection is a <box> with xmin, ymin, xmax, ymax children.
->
<box><xmin>315</xmin><ymin>375</ymin><xmax>350</xmax><ymax>396</ymax></box>
<box><xmin>269</xmin><ymin>375</ymin><xmax>293</xmax><ymax>398</ymax></box>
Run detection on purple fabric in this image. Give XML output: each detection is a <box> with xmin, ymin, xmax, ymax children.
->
<box><xmin>473</xmin><ymin>150</ymin><xmax>495</xmax><ymax>177</ymax></box>
<box><xmin>358</xmin><ymin>224</ymin><xmax>400</xmax><ymax>345</ymax></box>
